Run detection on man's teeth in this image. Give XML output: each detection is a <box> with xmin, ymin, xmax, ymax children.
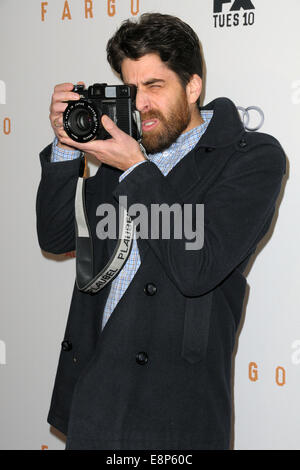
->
<box><xmin>144</xmin><ymin>121</ymin><xmax>156</xmax><ymax>126</ymax></box>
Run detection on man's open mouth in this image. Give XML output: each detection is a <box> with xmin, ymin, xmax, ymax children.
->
<box><xmin>142</xmin><ymin>119</ymin><xmax>159</xmax><ymax>131</ymax></box>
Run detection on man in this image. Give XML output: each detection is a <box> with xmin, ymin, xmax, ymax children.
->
<box><xmin>36</xmin><ymin>13</ymin><xmax>286</xmax><ymax>450</ymax></box>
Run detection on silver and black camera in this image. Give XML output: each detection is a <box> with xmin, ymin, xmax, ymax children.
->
<box><xmin>63</xmin><ymin>83</ymin><xmax>142</xmax><ymax>143</ymax></box>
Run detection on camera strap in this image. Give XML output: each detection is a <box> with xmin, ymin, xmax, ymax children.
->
<box><xmin>74</xmin><ymin>177</ymin><xmax>134</xmax><ymax>295</ymax></box>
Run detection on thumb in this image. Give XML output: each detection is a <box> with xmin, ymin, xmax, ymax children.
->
<box><xmin>101</xmin><ymin>114</ymin><xmax>122</xmax><ymax>138</ymax></box>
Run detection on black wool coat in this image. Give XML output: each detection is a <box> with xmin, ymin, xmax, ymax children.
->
<box><xmin>36</xmin><ymin>97</ymin><xmax>286</xmax><ymax>450</ymax></box>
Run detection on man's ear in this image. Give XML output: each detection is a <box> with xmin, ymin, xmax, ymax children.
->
<box><xmin>186</xmin><ymin>74</ymin><xmax>202</xmax><ymax>104</ymax></box>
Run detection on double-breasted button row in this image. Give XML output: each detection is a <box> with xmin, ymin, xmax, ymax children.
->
<box><xmin>140</xmin><ymin>284</ymin><xmax>154</xmax><ymax>365</ymax></box>
<box><xmin>62</xmin><ymin>340</ymin><xmax>148</xmax><ymax>366</ymax></box>
<box><xmin>144</xmin><ymin>282</ymin><xmax>157</xmax><ymax>296</ymax></box>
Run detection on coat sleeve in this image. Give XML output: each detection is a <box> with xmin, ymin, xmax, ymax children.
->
<box><xmin>36</xmin><ymin>143</ymin><xmax>85</xmax><ymax>254</ymax></box>
<box><xmin>113</xmin><ymin>140</ymin><xmax>286</xmax><ymax>297</ymax></box>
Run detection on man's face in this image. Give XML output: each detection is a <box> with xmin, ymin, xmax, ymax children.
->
<box><xmin>121</xmin><ymin>53</ymin><xmax>193</xmax><ymax>154</ymax></box>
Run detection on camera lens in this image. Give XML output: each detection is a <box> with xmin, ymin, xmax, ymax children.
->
<box><xmin>63</xmin><ymin>101</ymin><xmax>100</xmax><ymax>142</ymax></box>
<box><xmin>69</xmin><ymin>109</ymin><xmax>93</xmax><ymax>134</ymax></box>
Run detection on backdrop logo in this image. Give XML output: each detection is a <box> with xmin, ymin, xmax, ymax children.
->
<box><xmin>248</xmin><ymin>362</ymin><xmax>286</xmax><ymax>386</ymax></box>
<box><xmin>247</xmin><ymin>341</ymin><xmax>300</xmax><ymax>387</ymax></box>
<box><xmin>213</xmin><ymin>0</ymin><xmax>255</xmax><ymax>28</ymax></box>
<box><xmin>0</xmin><ymin>340</ymin><xmax>6</xmax><ymax>365</ymax></box>
<box><xmin>41</xmin><ymin>0</ymin><xmax>140</xmax><ymax>21</ymax></box>
<box><xmin>237</xmin><ymin>105</ymin><xmax>264</xmax><ymax>131</ymax></box>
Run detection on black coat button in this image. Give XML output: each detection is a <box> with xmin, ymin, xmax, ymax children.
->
<box><xmin>144</xmin><ymin>283</ymin><xmax>157</xmax><ymax>296</ymax></box>
<box><xmin>136</xmin><ymin>352</ymin><xmax>148</xmax><ymax>365</ymax></box>
<box><xmin>239</xmin><ymin>138</ymin><xmax>247</xmax><ymax>148</ymax></box>
<box><xmin>61</xmin><ymin>340</ymin><xmax>72</xmax><ymax>352</ymax></box>
<box><xmin>205</xmin><ymin>147</ymin><xmax>214</xmax><ymax>152</ymax></box>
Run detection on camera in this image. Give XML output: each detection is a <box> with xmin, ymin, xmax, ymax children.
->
<box><xmin>63</xmin><ymin>83</ymin><xmax>142</xmax><ymax>143</ymax></box>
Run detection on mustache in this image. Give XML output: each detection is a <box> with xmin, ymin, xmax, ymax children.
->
<box><xmin>140</xmin><ymin>110</ymin><xmax>164</xmax><ymax>121</ymax></box>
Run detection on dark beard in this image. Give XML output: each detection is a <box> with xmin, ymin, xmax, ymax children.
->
<box><xmin>141</xmin><ymin>95</ymin><xmax>191</xmax><ymax>154</ymax></box>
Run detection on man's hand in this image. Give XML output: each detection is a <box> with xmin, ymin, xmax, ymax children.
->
<box><xmin>49</xmin><ymin>82</ymin><xmax>83</xmax><ymax>150</ymax></box>
<box><xmin>59</xmin><ymin>114</ymin><xmax>147</xmax><ymax>172</ymax></box>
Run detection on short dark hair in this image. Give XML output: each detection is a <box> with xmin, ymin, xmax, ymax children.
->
<box><xmin>106</xmin><ymin>13</ymin><xmax>203</xmax><ymax>89</ymax></box>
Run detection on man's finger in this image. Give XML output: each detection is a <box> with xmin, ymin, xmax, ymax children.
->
<box><xmin>101</xmin><ymin>115</ymin><xmax>123</xmax><ymax>138</ymax></box>
<box><xmin>54</xmin><ymin>83</ymin><xmax>75</xmax><ymax>93</ymax></box>
<box><xmin>59</xmin><ymin>135</ymin><xmax>81</xmax><ymax>148</ymax></box>
<box><xmin>52</xmin><ymin>117</ymin><xmax>63</xmax><ymax>128</ymax></box>
<box><xmin>50</xmin><ymin>102</ymin><xmax>68</xmax><ymax>114</ymax></box>
<box><xmin>57</xmin><ymin>130</ymin><xmax>72</xmax><ymax>142</ymax></box>
<box><xmin>52</xmin><ymin>91</ymin><xmax>80</xmax><ymax>104</ymax></box>
<box><xmin>59</xmin><ymin>136</ymin><xmax>94</xmax><ymax>151</ymax></box>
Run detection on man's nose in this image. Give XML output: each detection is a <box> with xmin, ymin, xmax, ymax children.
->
<box><xmin>135</xmin><ymin>89</ymin><xmax>151</xmax><ymax>113</ymax></box>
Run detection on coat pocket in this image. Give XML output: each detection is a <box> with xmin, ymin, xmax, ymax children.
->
<box><xmin>181</xmin><ymin>291</ymin><xmax>213</xmax><ymax>364</ymax></box>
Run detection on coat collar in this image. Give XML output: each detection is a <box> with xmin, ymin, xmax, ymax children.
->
<box><xmin>196</xmin><ymin>97</ymin><xmax>245</xmax><ymax>149</ymax></box>
<box><xmin>164</xmin><ymin>97</ymin><xmax>245</xmax><ymax>199</ymax></box>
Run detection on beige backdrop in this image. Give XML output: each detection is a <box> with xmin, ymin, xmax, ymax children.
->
<box><xmin>0</xmin><ymin>0</ymin><xmax>298</xmax><ymax>450</ymax></box>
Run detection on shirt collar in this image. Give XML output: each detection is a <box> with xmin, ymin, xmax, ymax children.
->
<box><xmin>148</xmin><ymin>111</ymin><xmax>213</xmax><ymax>162</ymax></box>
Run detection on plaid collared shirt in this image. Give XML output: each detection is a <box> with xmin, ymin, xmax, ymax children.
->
<box><xmin>51</xmin><ymin>110</ymin><xmax>213</xmax><ymax>329</ymax></box>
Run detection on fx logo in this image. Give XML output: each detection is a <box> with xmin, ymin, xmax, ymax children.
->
<box><xmin>0</xmin><ymin>80</ymin><xmax>6</xmax><ymax>104</ymax></box>
<box><xmin>213</xmin><ymin>0</ymin><xmax>255</xmax><ymax>28</ymax></box>
<box><xmin>214</xmin><ymin>0</ymin><xmax>255</xmax><ymax>12</ymax></box>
